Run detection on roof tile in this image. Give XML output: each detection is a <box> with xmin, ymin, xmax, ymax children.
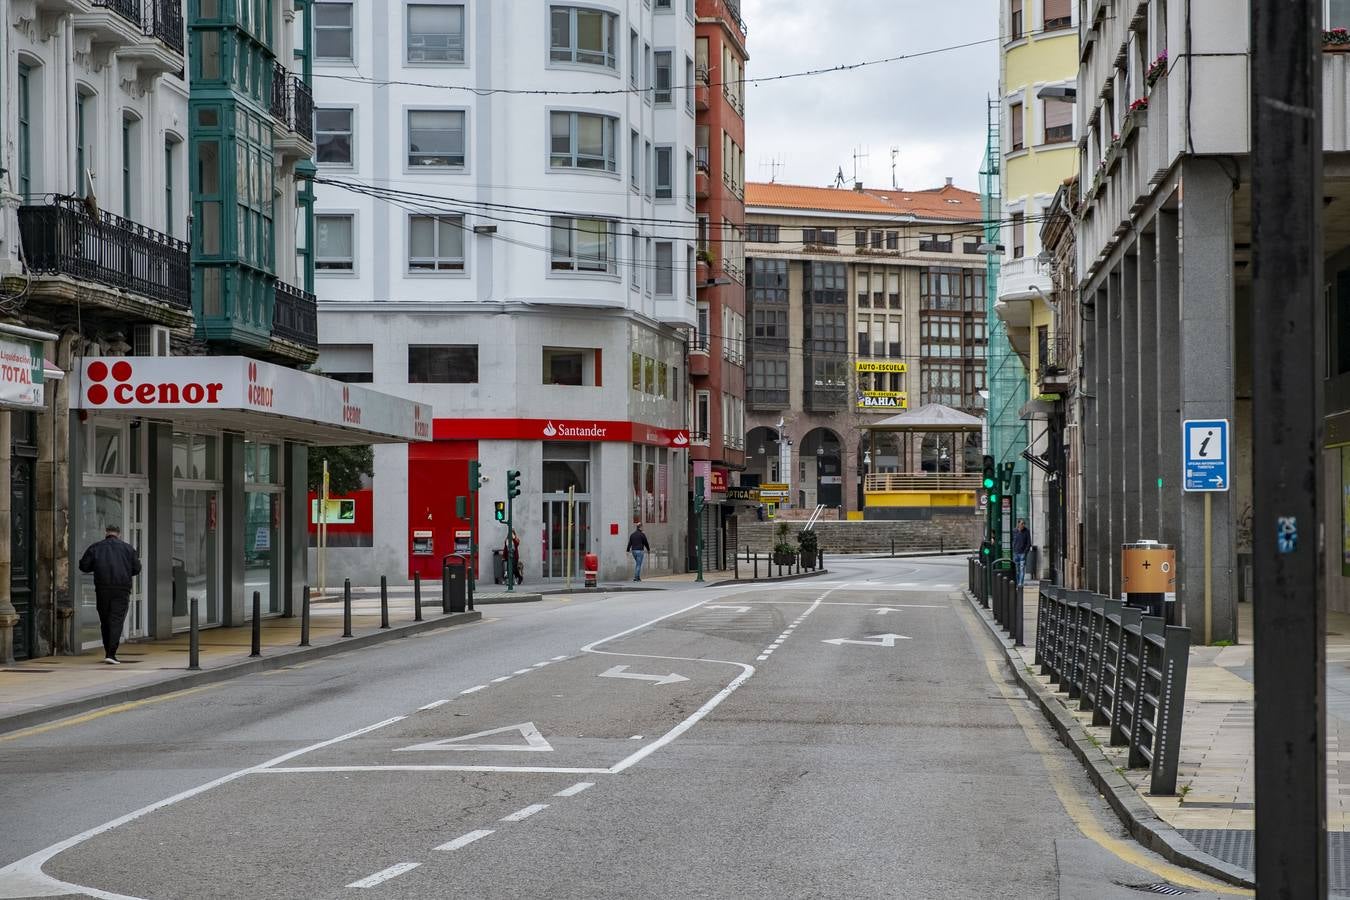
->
<box><xmin>745</xmin><ymin>181</ymin><xmax>981</xmax><ymax>222</ymax></box>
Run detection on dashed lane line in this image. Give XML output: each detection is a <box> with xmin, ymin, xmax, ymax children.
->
<box><xmin>460</xmin><ymin>685</ymin><xmax>487</xmax><ymax>694</ymax></box>
<box><xmin>434</xmin><ymin>830</ymin><xmax>494</xmax><ymax>852</ymax></box>
<box><xmin>500</xmin><ymin>803</ymin><xmax>549</xmax><ymax>823</ymax></box>
<box><xmin>347</xmin><ymin>862</ymin><xmax>420</xmax><ymax>889</ymax></box>
<box><xmin>418</xmin><ymin>699</ymin><xmax>452</xmax><ymax>711</ymax></box>
<box><xmin>555</xmin><ymin>782</ymin><xmax>594</xmax><ymax>797</ymax></box>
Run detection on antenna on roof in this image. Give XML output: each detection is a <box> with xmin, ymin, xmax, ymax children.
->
<box><xmin>890</xmin><ymin>146</ymin><xmax>900</xmax><ymax>190</ymax></box>
<box><xmin>851</xmin><ymin>146</ymin><xmax>870</xmax><ymax>187</ymax></box>
<box><xmin>834</xmin><ymin>166</ymin><xmax>846</xmax><ymax>189</ymax></box>
<box><xmin>759</xmin><ymin>155</ymin><xmax>785</xmax><ymax>183</ymax></box>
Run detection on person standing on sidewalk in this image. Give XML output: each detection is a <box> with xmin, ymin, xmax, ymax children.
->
<box><xmin>1011</xmin><ymin>519</ymin><xmax>1032</xmax><ymax>586</ymax></box>
<box><xmin>627</xmin><ymin>524</ymin><xmax>651</xmax><ymax>582</ymax></box>
<box><xmin>78</xmin><ymin>524</ymin><xmax>141</xmax><ymax>664</ymax></box>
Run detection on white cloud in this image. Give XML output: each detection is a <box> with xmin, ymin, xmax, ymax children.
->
<box><xmin>739</xmin><ymin>0</ymin><xmax>998</xmax><ymax>192</ymax></box>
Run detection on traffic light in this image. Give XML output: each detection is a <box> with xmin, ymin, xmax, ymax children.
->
<box><xmin>469</xmin><ymin>460</ymin><xmax>481</xmax><ymax>492</ymax></box>
<box><xmin>982</xmin><ymin>455</ymin><xmax>999</xmax><ymax>502</ymax></box>
<box><xmin>493</xmin><ymin>501</ymin><xmax>506</xmax><ymax>523</ymax></box>
<box><xmin>980</xmin><ymin>541</ymin><xmax>993</xmax><ymax>559</ymax></box>
<box><xmin>506</xmin><ymin>469</ymin><xmax>521</xmax><ymax>499</ymax></box>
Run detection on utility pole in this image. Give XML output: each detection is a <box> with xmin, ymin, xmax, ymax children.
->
<box><xmin>694</xmin><ymin>475</ymin><xmax>705</xmax><ymax>583</ymax></box>
<box><xmin>1250</xmin><ymin>1</ymin><xmax>1327</xmax><ymax>896</ymax></box>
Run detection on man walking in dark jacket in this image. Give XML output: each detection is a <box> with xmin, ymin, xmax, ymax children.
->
<box><xmin>79</xmin><ymin>524</ymin><xmax>141</xmax><ymax>664</ymax></box>
<box><xmin>1011</xmin><ymin>519</ymin><xmax>1032</xmax><ymax>587</ymax></box>
<box><xmin>627</xmin><ymin>524</ymin><xmax>651</xmax><ymax>582</ymax></box>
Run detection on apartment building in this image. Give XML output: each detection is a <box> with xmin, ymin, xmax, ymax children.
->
<box><xmin>311</xmin><ymin>1</ymin><xmax>698</xmax><ymax>585</ymax></box>
<box><xmin>743</xmin><ymin>180</ymin><xmax>987</xmax><ymax>516</ymax></box>
<box><xmin>0</xmin><ymin>0</ymin><xmax>423</xmax><ymax>663</ymax></box>
<box><xmin>687</xmin><ymin>0</ymin><xmax>747</xmax><ymax>569</ymax></box>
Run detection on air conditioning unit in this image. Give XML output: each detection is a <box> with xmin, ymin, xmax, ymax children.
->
<box><xmin>133</xmin><ymin>324</ymin><xmax>172</xmax><ymax>357</ymax></box>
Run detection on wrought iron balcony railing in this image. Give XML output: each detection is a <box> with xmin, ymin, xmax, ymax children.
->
<box><xmin>269</xmin><ymin>63</ymin><xmax>315</xmax><ymax>143</ymax></box>
<box><xmin>91</xmin><ymin>0</ymin><xmax>142</xmax><ymax>27</ymax></box>
<box><xmin>147</xmin><ymin>0</ymin><xmax>184</xmax><ymax>53</ymax></box>
<box><xmin>18</xmin><ymin>196</ymin><xmax>190</xmax><ymax>310</ymax></box>
<box><xmin>273</xmin><ymin>280</ymin><xmax>318</xmax><ymax>349</ymax></box>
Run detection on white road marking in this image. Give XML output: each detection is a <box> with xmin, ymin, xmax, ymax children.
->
<box><xmin>261</xmin><ymin>765</ymin><xmax>611</xmax><ymax>774</ymax></box>
<box><xmin>821</xmin><ymin>633</ymin><xmax>912</xmax><ymax>647</ymax></box>
<box><xmin>501</xmin><ymin>803</ymin><xmax>549</xmax><ymax>822</ymax></box>
<box><xmin>551</xmin><ymin>655</ymin><xmax>569</xmax><ymax>661</ymax></box>
<box><xmin>397</xmin><ymin>722</ymin><xmax>553</xmax><ymax>753</ymax></box>
<box><xmin>347</xmin><ymin>862</ymin><xmax>420</xmax><ymax>888</ymax></box>
<box><xmin>418</xmin><ymin>699</ymin><xmax>452</xmax><ymax>710</ymax></box>
<box><xmin>704</xmin><ymin>605</ymin><xmax>752</xmax><ymax>613</ymax></box>
<box><xmin>460</xmin><ymin>685</ymin><xmax>487</xmax><ymax>694</ymax></box>
<box><xmin>435</xmin><ymin>830</ymin><xmax>494</xmax><ymax>851</ymax></box>
<box><xmin>598</xmin><ymin>665</ymin><xmax>689</xmax><ymax>686</ymax></box>
<box><xmin>512</xmin><ymin>668</ymin><xmax>534</xmax><ymax>675</ymax></box>
<box><xmin>756</xmin><ymin>654</ymin><xmax>769</xmax><ymax>660</ymax></box>
<box><xmin>555</xmin><ymin>782</ymin><xmax>594</xmax><ymax>797</ymax></box>
<box><xmin>490</xmin><ymin>676</ymin><xmax>513</xmax><ymax>683</ymax></box>
<box><xmin>531</xmin><ymin>661</ymin><xmax>552</xmax><ymax>667</ymax></box>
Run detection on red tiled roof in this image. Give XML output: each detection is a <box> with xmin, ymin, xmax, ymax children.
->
<box><xmin>745</xmin><ymin>181</ymin><xmax>981</xmax><ymax>222</ymax></box>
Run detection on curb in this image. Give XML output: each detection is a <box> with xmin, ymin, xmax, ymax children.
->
<box><xmin>960</xmin><ymin>589</ymin><xmax>1257</xmax><ymax>890</ymax></box>
<box><xmin>0</xmin><ymin>611</ymin><xmax>482</xmax><ymax>738</ymax></box>
<box><xmin>711</xmin><ymin>568</ymin><xmax>830</xmax><ymax>587</ymax></box>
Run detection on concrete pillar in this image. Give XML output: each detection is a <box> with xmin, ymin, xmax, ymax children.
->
<box><xmin>1156</xmin><ymin>207</ymin><xmax>1183</xmax><ymax>549</ymax></box>
<box><xmin>1107</xmin><ymin>268</ymin><xmax>1125</xmax><ymax>597</ymax></box>
<box><xmin>222</xmin><ymin>433</ymin><xmax>245</xmax><ymax>626</ymax></box>
<box><xmin>67</xmin><ymin>410</ymin><xmax>84</xmax><ymax>654</ymax></box>
<box><xmin>147</xmin><ymin>423</ymin><xmax>174</xmax><ymax>640</ymax></box>
<box><xmin>1084</xmin><ymin>289</ymin><xmax>1103</xmax><ymax>594</ymax></box>
<box><xmin>36</xmin><ymin>334</ymin><xmax>73</xmax><ymax>656</ymax></box>
<box><xmin>1136</xmin><ymin>230</ymin><xmax>1161</xmax><ymax>536</ymax></box>
<box><xmin>284</xmin><ymin>442</ymin><xmax>308</xmax><ymax>616</ymax></box>
<box><xmin>1176</xmin><ymin>161</ymin><xmax>1237</xmax><ymax>642</ymax></box>
<box><xmin>1121</xmin><ymin>252</ymin><xmax>1142</xmax><ymax>545</ymax></box>
<box><xmin>0</xmin><ymin>412</ymin><xmax>14</xmax><ymax>664</ymax></box>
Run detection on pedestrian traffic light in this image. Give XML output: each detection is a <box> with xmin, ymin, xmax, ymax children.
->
<box><xmin>981</xmin><ymin>541</ymin><xmax>993</xmax><ymax>559</ymax></box>
<box><xmin>494</xmin><ymin>501</ymin><xmax>506</xmax><ymax>522</ymax></box>
<box><xmin>506</xmin><ymin>469</ymin><xmax>521</xmax><ymax>499</ymax></box>
<box><xmin>982</xmin><ymin>455</ymin><xmax>997</xmax><ymax>491</ymax></box>
<box><xmin>469</xmin><ymin>460</ymin><xmax>481</xmax><ymax>492</ymax></box>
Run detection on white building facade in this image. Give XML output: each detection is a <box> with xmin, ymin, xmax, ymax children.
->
<box><xmin>311</xmin><ymin>0</ymin><xmax>698</xmax><ymax>585</ymax></box>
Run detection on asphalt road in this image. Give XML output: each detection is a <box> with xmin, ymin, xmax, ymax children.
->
<box><xmin>0</xmin><ymin>556</ymin><xmax>1245</xmax><ymax>899</ymax></box>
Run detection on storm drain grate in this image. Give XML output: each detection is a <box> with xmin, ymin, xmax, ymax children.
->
<box><xmin>1114</xmin><ymin>883</ymin><xmax>1193</xmax><ymax>896</ymax></box>
<box><xmin>1180</xmin><ymin>829</ymin><xmax>1350</xmax><ymax>889</ymax></box>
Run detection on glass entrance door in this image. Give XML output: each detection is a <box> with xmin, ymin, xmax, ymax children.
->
<box><xmin>172</xmin><ymin>487</ymin><xmax>221</xmax><ymax>631</ymax></box>
<box><xmin>123</xmin><ymin>490</ymin><xmax>148</xmax><ymax>639</ymax></box>
<box><xmin>542</xmin><ymin>498</ymin><xmax>590</xmax><ymax>580</ymax></box>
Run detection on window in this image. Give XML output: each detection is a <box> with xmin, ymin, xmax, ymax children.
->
<box><xmin>550</xmin><ymin>111</ymin><xmax>617</xmax><ymax>172</ymax></box>
<box><xmin>748</xmin><ymin>258</ymin><xmax>788</xmax><ymax>303</ymax></box>
<box><xmin>854</xmin><ymin>229</ymin><xmax>868</xmax><ymax>249</ymax></box>
<box><xmin>316</xmin><ymin>214</ymin><xmax>354</xmax><ymax>270</ymax></box>
<box><xmin>746</xmin><ymin>224</ymin><xmax>779</xmax><ymax>244</ymax></box>
<box><xmin>550</xmin><ymin>6</ymin><xmax>618</xmax><ymax>68</ymax></box>
<box><xmin>407</xmin><ymin>109</ymin><xmax>465</xmax><ymax>167</ymax></box>
<box><xmin>543</xmin><ymin>347</ymin><xmax>595</xmax><ymax>386</ymax></box>
<box><xmin>655</xmin><ymin>146</ymin><xmax>673</xmax><ymax>199</ymax></box>
<box><xmin>695</xmin><ymin>303</ymin><xmax>710</xmax><ymax>351</ymax></box>
<box><xmin>408</xmin><ymin>214</ymin><xmax>465</xmax><ymax>271</ymax></box>
<box><xmin>644</xmin><ymin>43</ymin><xmax>652</xmax><ymax>102</ymax></box>
<box><xmin>316</xmin><ymin>108</ymin><xmax>353</xmax><ymax>164</ymax></box>
<box><xmin>654</xmin><ymin>50</ymin><xmax>673</xmax><ymax>104</ymax></box>
<box><xmin>686</xmin><ymin>151</ymin><xmax>695</xmax><ymax>207</ymax></box>
<box><xmin>164</xmin><ymin>137</ymin><xmax>177</xmax><ymax>234</ymax></box>
<box><xmin>655</xmin><ymin>242</ymin><xmax>674</xmax><ymax>296</ymax></box>
<box><xmin>17</xmin><ymin>64</ymin><xmax>32</xmax><ymax>197</ymax></box>
<box><xmin>550</xmin><ymin>216</ymin><xmax>616</xmax><ymax>273</ymax></box>
<box><xmin>645</xmin><ymin>237</ymin><xmax>654</xmax><ymax>294</ymax></box>
<box><xmin>645</xmin><ymin>140</ymin><xmax>653</xmax><ymax>197</ymax></box>
<box><xmin>629</xmin><ymin>29</ymin><xmax>639</xmax><ymax>85</ymax></box>
<box><xmin>752</xmin><ymin>308</ymin><xmax>788</xmax><ymax>351</ymax></box>
<box><xmin>315</xmin><ymin>1</ymin><xmax>354</xmax><ymax>60</ymax></box>
<box><xmin>687</xmin><ymin>245</ymin><xmax>696</xmax><ymax>298</ymax></box>
<box><xmin>122</xmin><ymin>115</ymin><xmax>139</xmax><ymax>220</ymax></box>
<box><xmin>409</xmin><ymin>345</ymin><xmax>478</xmax><ymax>383</ymax></box>
<box><xmin>803</xmin><ymin>227</ymin><xmax>837</xmax><ymax>247</ymax></box>
<box><xmin>1043</xmin><ymin>0</ymin><xmax>1071</xmax><ymax>29</ymax></box>
<box><xmin>630</xmin><ymin>129</ymin><xmax>640</xmax><ymax>190</ymax></box>
<box><xmin>1044</xmin><ymin>99</ymin><xmax>1073</xmax><ymax>143</ymax></box>
<box><xmin>1010</xmin><ymin>102</ymin><xmax>1024</xmax><ymax>150</ymax></box>
<box><xmin>686</xmin><ymin>56</ymin><xmax>695</xmax><ymax>110</ymax></box>
<box><xmin>1011</xmin><ymin>212</ymin><xmax>1025</xmax><ymax>259</ymax></box>
<box><xmin>886</xmin><ymin>230</ymin><xmax>899</xmax><ymax>250</ymax></box>
<box><xmin>749</xmin><ymin>358</ymin><xmax>788</xmax><ymax>406</ymax></box>
<box><xmin>1332</xmin><ymin>0</ymin><xmax>1350</xmax><ymax>29</ymax></box>
<box><xmin>694</xmin><ymin>391</ymin><xmax>711</xmax><ymax>442</ymax></box>
<box><xmin>76</xmin><ymin>91</ymin><xmax>91</xmax><ymax>199</ymax></box>
<box><xmin>655</xmin><ymin>0</ymin><xmax>671</xmax><ymax>8</ymax></box>
<box><xmin>631</xmin><ymin>229</ymin><xmax>641</xmax><ymax>287</ymax></box>
<box><xmin>1010</xmin><ymin>0</ymin><xmax>1023</xmax><ymax>39</ymax></box>
<box><xmin>407</xmin><ymin>4</ymin><xmax>465</xmax><ymax>63</ymax></box>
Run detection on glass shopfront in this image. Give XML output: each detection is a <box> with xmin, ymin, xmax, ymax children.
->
<box><xmin>244</xmin><ymin>439</ymin><xmax>283</xmax><ymax>615</ymax></box>
<box><xmin>171</xmin><ymin>433</ymin><xmax>222</xmax><ymax>630</ymax></box>
<box><xmin>78</xmin><ymin>421</ymin><xmax>148</xmax><ymax>650</ymax></box>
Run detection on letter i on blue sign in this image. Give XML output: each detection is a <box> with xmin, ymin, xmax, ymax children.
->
<box><xmin>1277</xmin><ymin>517</ymin><xmax>1298</xmax><ymax>554</ymax></box>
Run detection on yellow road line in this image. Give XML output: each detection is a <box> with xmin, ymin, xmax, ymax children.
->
<box><xmin>956</xmin><ymin>600</ymin><xmax>1251</xmax><ymax>896</ymax></box>
<box><xmin>0</xmin><ymin>683</ymin><xmax>220</xmax><ymax>744</ymax></box>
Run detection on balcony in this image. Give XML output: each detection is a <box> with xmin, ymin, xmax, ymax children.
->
<box><xmin>1037</xmin><ymin>333</ymin><xmax>1072</xmax><ymax>394</ymax></box>
<box><xmin>17</xmin><ymin>195</ymin><xmax>192</xmax><ymax>327</ymax></box>
<box><xmin>747</xmin><ymin>389</ymin><xmax>788</xmax><ymax>410</ymax></box>
<box><xmin>689</xmin><ymin>352</ymin><xmax>711</xmax><ymax>377</ymax></box>
<box><xmin>75</xmin><ymin>0</ymin><xmax>184</xmax><ymax>75</ymax></box>
<box><xmin>272</xmin><ymin>280</ymin><xmax>318</xmax><ymax>352</ymax></box>
<box><xmin>805</xmin><ymin>389</ymin><xmax>847</xmax><ymax>412</ymax></box>
<box><xmin>270</xmin><ymin>64</ymin><xmax>315</xmax><ymax>158</ymax></box>
<box><xmin>695</xmin><ymin>65</ymin><xmax>711</xmax><ymax>110</ymax></box>
<box><xmin>918</xmin><ymin>239</ymin><xmax>953</xmax><ymax>253</ymax></box>
<box><xmin>696</xmin><ymin>170</ymin><xmax>711</xmax><ymax>200</ymax></box>
<box><xmin>145</xmin><ymin>0</ymin><xmax>183</xmax><ymax>53</ymax></box>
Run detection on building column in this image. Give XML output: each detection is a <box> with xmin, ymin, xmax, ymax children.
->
<box><xmin>147</xmin><ymin>423</ymin><xmax>174</xmax><ymax>640</ymax></box>
<box><xmin>1137</xmin><ymin>229</ymin><xmax>1161</xmax><ymax>536</ymax></box>
<box><xmin>1121</xmin><ymin>252</ymin><xmax>1142</xmax><ymax>545</ymax></box>
<box><xmin>222</xmin><ymin>433</ymin><xmax>245</xmax><ymax>625</ymax></box>
<box><xmin>1107</xmin><ymin>268</ymin><xmax>1125</xmax><ymax>596</ymax></box>
<box><xmin>1085</xmin><ymin>288</ymin><xmax>1104</xmax><ymax>593</ymax></box>
<box><xmin>284</xmin><ymin>442</ymin><xmax>308</xmax><ymax>616</ymax></box>
<box><xmin>1156</xmin><ymin>207</ymin><xmax>1183</xmax><ymax>549</ymax></box>
<box><xmin>1176</xmin><ymin>161</ymin><xmax>1238</xmax><ymax>641</ymax></box>
<box><xmin>36</xmin><ymin>333</ymin><xmax>74</xmax><ymax>655</ymax></box>
<box><xmin>0</xmin><ymin>412</ymin><xmax>14</xmax><ymax>664</ymax></box>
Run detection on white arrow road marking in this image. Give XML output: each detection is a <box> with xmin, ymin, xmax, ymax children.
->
<box><xmin>396</xmin><ymin>722</ymin><xmax>553</xmax><ymax>753</ymax></box>
<box><xmin>598</xmin><ymin>665</ymin><xmax>689</xmax><ymax>686</ymax></box>
<box><xmin>704</xmin><ymin>605</ymin><xmax>752</xmax><ymax>613</ymax></box>
<box><xmin>874</xmin><ymin>607</ymin><xmax>904</xmax><ymax>615</ymax></box>
<box><xmin>821</xmin><ymin>633</ymin><xmax>912</xmax><ymax>647</ymax></box>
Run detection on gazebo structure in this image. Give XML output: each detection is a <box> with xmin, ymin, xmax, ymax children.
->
<box><xmin>860</xmin><ymin>403</ymin><xmax>986</xmax><ymax>515</ymax></box>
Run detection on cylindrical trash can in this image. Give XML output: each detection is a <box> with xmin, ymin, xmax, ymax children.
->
<box><xmin>583</xmin><ymin>552</ymin><xmax>599</xmax><ymax>588</ymax></box>
<box><xmin>1121</xmin><ymin>540</ymin><xmax>1176</xmax><ymax>621</ymax></box>
<box><xmin>446</xmin><ymin>556</ymin><xmax>467</xmax><ymax>612</ymax></box>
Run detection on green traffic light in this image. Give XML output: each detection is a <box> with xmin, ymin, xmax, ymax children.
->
<box><xmin>982</xmin><ymin>477</ymin><xmax>996</xmax><ymax>489</ymax></box>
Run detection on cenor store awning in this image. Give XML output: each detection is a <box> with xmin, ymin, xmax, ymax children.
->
<box><xmin>71</xmin><ymin>357</ymin><xmax>432</xmax><ymax>445</ymax></box>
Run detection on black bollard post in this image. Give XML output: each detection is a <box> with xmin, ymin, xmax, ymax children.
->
<box><xmin>734</xmin><ymin>550</ymin><xmax>739</xmax><ymax>580</ymax></box>
<box><xmin>380</xmin><ymin>575</ymin><xmax>390</xmax><ymax>629</ymax></box>
<box><xmin>299</xmin><ymin>584</ymin><xmax>311</xmax><ymax>647</ymax></box>
<box><xmin>818</xmin><ymin>549</ymin><xmax>824</xmax><ymax>570</ymax></box>
<box><xmin>250</xmin><ymin>591</ymin><xmax>262</xmax><ymax>657</ymax></box>
<box><xmin>441</xmin><ymin>561</ymin><xmax>451</xmax><ymax>614</ymax></box>
<box><xmin>413</xmin><ymin>573</ymin><xmax>423</xmax><ymax>622</ymax></box>
<box><xmin>753</xmin><ymin>553</ymin><xmax>759</xmax><ymax>579</ymax></box>
<box><xmin>891</xmin><ymin>538</ymin><xmax>895</xmax><ymax>557</ymax></box>
<box><xmin>343</xmin><ymin>578</ymin><xmax>353</xmax><ymax>637</ymax></box>
<box><xmin>188</xmin><ymin>598</ymin><xmax>200</xmax><ymax>670</ymax></box>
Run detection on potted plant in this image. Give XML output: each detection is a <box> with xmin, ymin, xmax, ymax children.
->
<box><xmin>1145</xmin><ymin>50</ymin><xmax>1168</xmax><ymax>87</ymax></box>
<box><xmin>797</xmin><ymin>528</ymin><xmax>819</xmax><ymax>569</ymax></box>
<box><xmin>773</xmin><ymin>522</ymin><xmax>796</xmax><ymax>567</ymax></box>
<box><xmin>1326</xmin><ymin>27</ymin><xmax>1350</xmax><ymax>49</ymax></box>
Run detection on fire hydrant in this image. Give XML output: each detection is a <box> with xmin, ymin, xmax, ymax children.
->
<box><xmin>584</xmin><ymin>552</ymin><xmax>599</xmax><ymax>588</ymax></box>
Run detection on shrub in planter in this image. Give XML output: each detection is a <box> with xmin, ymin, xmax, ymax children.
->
<box><xmin>773</xmin><ymin>522</ymin><xmax>796</xmax><ymax>566</ymax></box>
<box><xmin>797</xmin><ymin>529</ymin><xmax>819</xmax><ymax>569</ymax></box>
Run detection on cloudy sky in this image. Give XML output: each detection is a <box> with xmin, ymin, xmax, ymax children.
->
<box><xmin>739</xmin><ymin>0</ymin><xmax>998</xmax><ymax>194</ymax></box>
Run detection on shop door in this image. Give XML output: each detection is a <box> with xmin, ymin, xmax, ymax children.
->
<box><xmin>11</xmin><ymin>456</ymin><xmax>35</xmax><ymax>659</ymax></box>
<box><xmin>542</xmin><ymin>498</ymin><xmax>590</xmax><ymax>580</ymax></box>
<box><xmin>124</xmin><ymin>490</ymin><xmax>148</xmax><ymax>639</ymax></box>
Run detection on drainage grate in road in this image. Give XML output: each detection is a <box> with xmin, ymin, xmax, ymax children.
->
<box><xmin>1114</xmin><ymin>883</ymin><xmax>1193</xmax><ymax>896</ymax></box>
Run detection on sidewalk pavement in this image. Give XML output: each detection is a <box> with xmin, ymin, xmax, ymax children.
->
<box><xmin>1000</xmin><ymin>586</ymin><xmax>1350</xmax><ymax>885</ymax></box>
<box><xmin>0</xmin><ymin>594</ymin><xmax>493</xmax><ymax>735</ymax></box>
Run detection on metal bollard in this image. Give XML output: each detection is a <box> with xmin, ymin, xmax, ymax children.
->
<box><xmin>343</xmin><ymin>578</ymin><xmax>353</xmax><ymax>637</ymax></box>
<box><xmin>753</xmin><ymin>553</ymin><xmax>759</xmax><ymax>579</ymax></box>
<box><xmin>380</xmin><ymin>575</ymin><xmax>390</xmax><ymax>629</ymax></box>
<box><xmin>299</xmin><ymin>584</ymin><xmax>311</xmax><ymax>647</ymax></box>
<box><xmin>188</xmin><ymin>598</ymin><xmax>200</xmax><ymax>670</ymax></box>
<box><xmin>250</xmin><ymin>591</ymin><xmax>262</xmax><ymax>657</ymax></box>
<box><xmin>441</xmin><ymin>561</ymin><xmax>451</xmax><ymax>614</ymax></box>
<box><xmin>891</xmin><ymin>538</ymin><xmax>895</xmax><ymax>557</ymax></box>
<box><xmin>818</xmin><ymin>549</ymin><xmax>824</xmax><ymax>570</ymax></box>
<box><xmin>734</xmin><ymin>551</ymin><xmax>739</xmax><ymax>580</ymax></box>
<box><xmin>413</xmin><ymin>573</ymin><xmax>423</xmax><ymax>622</ymax></box>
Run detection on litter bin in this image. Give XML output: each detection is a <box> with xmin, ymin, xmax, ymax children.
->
<box><xmin>492</xmin><ymin>549</ymin><xmax>505</xmax><ymax>585</ymax></box>
<box><xmin>1121</xmin><ymin>540</ymin><xmax>1176</xmax><ymax>622</ymax></box>
<box><xmin>443</xmin><ymin>555</ymin><xmax>467</xmax><ymax>613</ymax></box>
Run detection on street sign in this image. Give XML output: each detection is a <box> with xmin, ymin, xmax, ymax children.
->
<box><xmin>1183</xmin><ymin>418</ymin><xmax>1230</xmax><ymax>492</ymax></box>
<box><xmin>758</xmin><ymin>482</ymin><xmax>789</xmax><ymax>499</ymax></box>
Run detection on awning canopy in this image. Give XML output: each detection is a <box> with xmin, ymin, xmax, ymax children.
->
<box><xmin>72</xmin><ymin>357</ymin><xmax>433</xmax><ymax>446</ymax></box>
<box><xmin>863</xmin><ymin>402</ymin><xmax>985</xmax><ymax>434</ymax></box>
